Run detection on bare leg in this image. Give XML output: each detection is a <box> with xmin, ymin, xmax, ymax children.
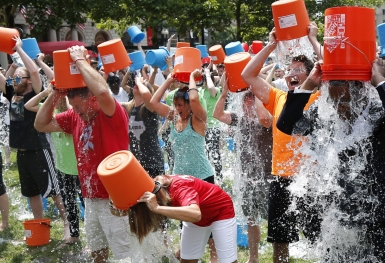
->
<box><xmin>246</xmin><ymin>224</ymin><xmax>261</xmax><ymax>263</ymax></box>
<box><xmin>29</xmin><ymin>195</ymin><xmax>43</xmax><ymax>219</ymax></box>
<box><xmin>273</xmin><ymin>243</ymin><xmax>289</xmax><ymax>263</ymax></box>
<box><xmin>208</xmin><ymin>237</ymin><xmax>219</xmax><ymax>263</ymax></box>
<box><xmin>0</xmin><ymin>193</ymin><xmax>9</xmax><ymax>231</ymax></box>
<box><xmin>91</xmin><ymin>247</ymin><xmax>109</xmax><ymax>263</ymax></box>
<box><xmin>4</xmin><ymin>146</ymin><xmax>10</xmax><ymax>166</ymax></box>
<box><xmin>52</xmin><ymin>194</ymin><xmax>70</xmax><ymax>240</ymax></box>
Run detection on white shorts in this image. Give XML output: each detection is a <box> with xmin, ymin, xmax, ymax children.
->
<box><xmin>180</xmin><ymin>217</ymin><xmax>237</xmax><ymax>263</ymax></box>
<box><xmin>84</xmin><ymin>198</ymin><xmax>132</xmax><ymax>260</ymax></box>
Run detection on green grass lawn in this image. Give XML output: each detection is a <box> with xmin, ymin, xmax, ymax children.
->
<box><xmin>0</xmin><ymin>150</ymin><xmax>316</xmax><ymax>263</ymax></box>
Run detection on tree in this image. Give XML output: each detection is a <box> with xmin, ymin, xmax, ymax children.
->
<box><xmin>0</xmin><ymin>1</ymin><xmax>91</xmax><ymax>37</ymax></box>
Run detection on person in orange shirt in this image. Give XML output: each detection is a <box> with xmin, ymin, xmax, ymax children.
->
<box><xmin>241</xmin><ymin>25</ymin><xmax>322</xmax><ymax>263</ymax></box>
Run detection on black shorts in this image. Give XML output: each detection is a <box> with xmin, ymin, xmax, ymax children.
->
<box><xmin>267</xmin><ymin>176</ymin><xmax>322</xmax><ymax>243</ymax></box>
<box><xmin>17</xmin><ymin>149</ymin><xmax>60</xmax><ymax>198</ymax></box>
<box><xmin>0</xmin><ymin>152</ymin><xmax>5</xmax><ymax>196</ymax></box>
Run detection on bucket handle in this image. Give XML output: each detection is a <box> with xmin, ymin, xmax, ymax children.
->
<box><xmin>40</xmin><ymin>222</ymin><xmax>52</xmax><ymax>228</ymax></box>
<box><xmin>323</xmin><ymin>36</ymin><xmax>371</xmax><ymax>66</ymax></box>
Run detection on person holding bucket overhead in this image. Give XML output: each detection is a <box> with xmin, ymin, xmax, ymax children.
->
<box><xmin>241</xmin><ymin>26</ymin><xmax>323</xmax><ymax>263</ymax></box>
<box><xmin>25</xmin><ymin>80</ymin><xmax>84</xmax><ymax>248</ymax></box>
<box><xmin>276</xmin><ymin>59</ymin><xmax>385</xmax><ymax>263</ymax></box>
<box><xmin>129</xmin><ymin>174</ymin><xmax>238</xmax><ymax>263</ymax></box>
<box><xmin>120</xmin><ymin>75</ymin><xmax>165</xmax><ymax>178</ymax></box>
<box><xmin>213</xmin><ymin>79</ymin><xmax>273</xmax><ymax>263</ymax></box>
<box><xmin>151</xmin><ymin>70</ymin><xmax>220</xmax><ymax>261</ymax></box>
<box><xmin>34</xmin><ymin>45</ymin><xmax>132</xmax><ymax>263</ymax></box>
<box><xmin>0</xmin><ymin>35</ymin><xmax>70</xmax><ymax>240</ymax></box>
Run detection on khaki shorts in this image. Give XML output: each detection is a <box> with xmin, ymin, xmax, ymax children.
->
<box><xmin>84</xmin><ymin>198</ymin><xmax>132</xmax><ymax>260</ymax></box>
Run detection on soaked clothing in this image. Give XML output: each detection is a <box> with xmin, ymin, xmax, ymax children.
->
<box><xmin>56</xmin><ymin>100</ymin><xmax>129</xmax><ymax>198</ymax></box>
<box><xmin>170</xmin><ymin>117</ymin><xmax>214</xmax><ymax>180</ymax></box>
<box><xmin>129</xmin><ymin>104</ymin><xmax>164</xmax><ymax>178</ymax></box>
<box><xmin>229</xmin><ymin>113</ymin><xmax>272</xmax><ymax>220</ymax></box>
<box><xmin>276</xmin><ymin>86</ymin><xmax>385</xmax><ymax>261</ymax></box>
<box><xmin>264</xmin><ymin>87</ymin><xmax>319</xmax><ymax>177</ymax></box>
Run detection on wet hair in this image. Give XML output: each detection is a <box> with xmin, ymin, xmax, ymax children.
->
<box><xmin>217</xmin><ymin>64</ymin><xmax>225</xmax><ymax>69</ymax></box>
<box><xmin>173</xmin><ymin>86</ymin><xmax>189</xmax><ymax>103</ymax></box>
<box><xmin>128</xmin><ymin>185</ymin><xmax>172</xmax><ymax>243</ymax></box>
<box><xmin>243</xmin><ymin>90</ymin><xmax>255</xmax><ymax>102</ymax></box>
<box><xmin>66</xmin><ymin>87</ymin><xmax>91</xmax><ymax>99</ymax></box>
<box><xmin>292</xmin><ymin>55</ymin><xmax>314</xmax><ymax>75</ymax></box>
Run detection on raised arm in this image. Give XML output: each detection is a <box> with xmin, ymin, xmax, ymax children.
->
<box><xmin>259</xmin><ymin>63</ymin><xmax>275</xmax><ymax>80</ymax></box>
<box><xmin>167</xmin><ymin>34</ymin><xmax>176</xmax><ymax>53</ymax></box>
<box><xmin>13</xmin><ymin>35</ymin><xmax>42</xmax><ymax>94</ymax></box>
<box><xmin>150</xmin><ymin>75</ymin><xmax>174</xmax><ymax>118</ymax></box>
<box><xmin>241</xmin><ymin>28</ymin><xmax>278</xmax><ymax>104</ymax></box>
<box><xmin>35</xmin><ymin>89</ymin><xmax>66</xmax><ymax>132</ymax></box>
<box><xmin>213</xmin><ymin>79</ymin><xmax>232</xmax><ymax>125</ymax></box>
<box><xmin>36</xmin><ymin>53</ymin><xmax>54</xmax><ymax>81</ymax></box>
<box><xmin>203</xmin><ymin>67</ymin><xmax>218</xmax><ymax>97</ymax></box>
<box><xmin>148</xmin><ymin>66</ymin><xmax>160</xmax><ymax>91</ymax></box>
<box><xmin>135</xmin><ymin>76</ymin><xmax>155</xmax><ymax>112</ymax></box>
<box><xmin>68</xmin><ymin>45</ymin><xmax>116</xmax><ymax>117</ymax></box>
<box><xmin>308</xmin><ymin>22</ymin><xmax>323</xmax><ymax>60</ymax></box>
<box><xmin>25</xmin><ymin>84</ymin><xmax>52</xmax><ymax>112</ymax></box>
<box><xmin>189</xmin><ymin>70</ymin><xmax>207</xmax><ymax>122</ymax></box>
<box><xmin>372</xmin><ymin>58</ymin><xmax>385</xmax><ymax>109</ymax></box>
<box><xmin>255</xmin><ymin>98</ymin><xmax>273</xmax><ymax>128</ymax></box>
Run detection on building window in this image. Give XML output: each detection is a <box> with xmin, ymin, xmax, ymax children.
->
<box><xmin>383</xmin><ymin>9</ymin><xmax>385</xmax><ymax>15</ymax></box>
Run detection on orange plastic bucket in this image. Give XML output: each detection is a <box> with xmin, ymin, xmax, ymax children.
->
<box><xmin>173</xmin><ymin>47</ymin><xmax>202</xmax><ymax>83</ymax></box>
<box><xmin>322</xmin><ymin>7</ymin><xmax>376</xmax><ymax>81</ymax></box>
<box><xmin>0</xmin><ymin>27</ymin><xmax>20</xmax><ymax>54</ymax></box>
<box><xmin>53</xmin><ymin>50</ymin><xmax>89</xmax><ymax>89</ymax></box>
<box><xmin>177</xmin><ymin>42</ymin><xmax>190</xmax><ymax>48</ymax></box>
<box><xmin>209</xmin><ymin>45</ymin><xmax>226</xmax><ymax>64</ymax></box>
<box><xmin>97</xmin><ymin>150</ymin><xmax>155</xmax><ymax>210</ymax></box>
<box><xmin>224</xmin><ymin>52</ymin><xmax>251</xmax><ymax>93</ymax></box>
<box><xmin>271</xmin><ymin>0</ymin><xmax>310</xmax><ymax>41</ymax></box>
<box><xmin>98</xmin><ymin>39</ymin><xmax>132</xmax><ymax>73</ymax></box>
<box><xmin>23</xmin><ymin>218</ymin><xmax>51</xmax><ymax>246</ymax></box>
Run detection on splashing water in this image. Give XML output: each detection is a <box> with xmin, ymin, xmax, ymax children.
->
<box><xmin>286</xmin><ymin>81</ymin><xmax>383</xmax><ymax>262</ymax></box>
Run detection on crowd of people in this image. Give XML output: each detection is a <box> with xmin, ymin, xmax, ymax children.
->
<box><xmin>0</xmin><ymin>14</ymin><xmax>384</xmax><ymax>263</ymax></box>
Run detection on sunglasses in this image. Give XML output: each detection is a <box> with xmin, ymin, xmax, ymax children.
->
<box><xmin>284</xmin><ymin>67</ymin><xmax>307</xmax><ymax>77</ymax></box>
<box><xmin>6</xmin><ymin>75</ymin><xmax>30</xmax><ymax>85</ymax></box>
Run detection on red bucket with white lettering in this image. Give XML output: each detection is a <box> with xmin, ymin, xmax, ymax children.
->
<box><xmin>322</xmin><ymin>7</ymin><xmax>376</xmax><ymax>81</ymax></box>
